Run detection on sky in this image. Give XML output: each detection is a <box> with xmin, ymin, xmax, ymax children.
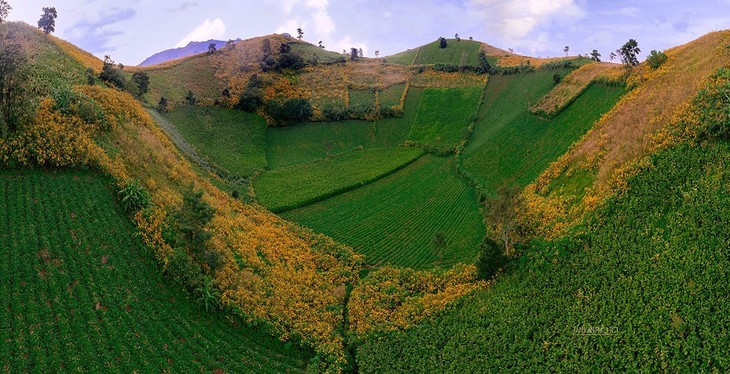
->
<box><xmin>7</xmin><ymin>0</ymin><xmax>730</xmax><ymax>65</ymax></box>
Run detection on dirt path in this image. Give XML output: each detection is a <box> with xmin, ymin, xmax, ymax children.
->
<box><xmin>145</xmin><ymin>107</ymin><xmax>247</xmax><ymax>186</ymax></box>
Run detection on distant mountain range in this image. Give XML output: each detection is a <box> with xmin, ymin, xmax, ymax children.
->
<box><xmin>139</xmin><ymin>39</ymin><xmax>239</xmax><ymax>66</ymax></box>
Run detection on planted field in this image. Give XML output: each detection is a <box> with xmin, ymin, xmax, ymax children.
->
<box><xmin>142</xmin><ymin>56</ymin><xmax>220</xmax><ymax>107</ymax></box>
<box><xmin>357</xmin><ymin>143</ymin><xmax>730</xmax><ymax>372</ymax></box>
<box><xmin>408</xmin><ymin>86</ymin><xmax>483</xmax><ymax>149</ymax></box>
<box><xmin>379</xmin><ymin>84</ymin><xmax>407</xmax><ymax>109</ymax></box>
<box><xmin>266</xmin><ymin>87</ymin><xmax>423</xmax><ymax>168</ymax></box>
<box><xmin>283</xmin><ymin>156</ymin><xmax>485</xmax><ymax>268</ymax></box>
<box><xmin>413</xmin><ymin>39</ymin><xmax>482</xmax><ymax>66</ymax></box>
<box><xmin>254</xmin><ymin>147</ymin><xmax>423</xmax><ymax>212</ymax></box>
<box><xmin>0</xmin><ymin>171</ymin><xmax>306</xmax><ymax>372</ymax></box>
<box><xmin>463</xmin><ymin>70</ymin><xmax>624</xmax><ymax>192</ymax></box>
<box><xmin>163</xmin><ymin>106</ymin><xmax>267</xmax><ymax>176</ymax></box>
<box><xmin>348</xmin><ymin>89</ymin><xmax>377</xmax><ymax>115</ymax></box>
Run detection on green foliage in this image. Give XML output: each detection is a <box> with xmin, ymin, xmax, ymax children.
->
<box><xmin>590</xmin><ymin>49</ymin><xmax>601</xmax><ymax>62</ymax></box>
<box><xmin>99</xmin><ymin>57</ymin><xmax>126</xmax><ymax>89</ymax></box>
<box><xmin>50</xmin><ymin>88</ymin><xmax>107</xmax><ymax>128</ymax></box>
<box><xmin>174</xmin><ymin>188</ymin><xmax>214</xmax><ymax>252</ymax></box>
<box><xmin>463</xmin><ymin>72</ymin><xmax>625</xmax><ymax>193</ymax></box>
<box><xmin>37</xmin><ymin>7</ymin><xmax>57</xmax><ymax>34</ymax></box>
<box><xmin>118</xmin><ymin>179</ymin><xmax>151</xmax><ymax>213</ymax></box>
<box><xmin>553</xmin><ymin>73</ymin><xmax>562</xmax><ymax>85</ymax></box>
<box><xmin>408</xmin><ymin>86</ymin><xmax>482</xmax><ymax>151</ymax></box>
<box><xmin>163</xmin><ymin>105</ymin><xmax>268</xmax><ymax>176</ymax></box>
<box><xmin>196</xmin><ymin>276</ymin><xmax>221</xmax><ymax>312</ymax></box>
<box><xmin>131</xmin><ymin>71</ymin><xmax>150</xmax><ymax>96</ymax></box>
<box><xmin>478</xmin><ymin>50</ymin><xmax>492</xmax><ymax>74</ymax></box>
<box><xmin>695</xmin><ymin>68</ymin><xmax>730</xmax><ymax>141</ymax></box>
<box><xmin>267</xmin><ymin>98</ymin><xmax>313</xmax><ymax>125</ymax></box>
<box><xmin>439</xmin><ymin>37</ymin><xmax>447</xmax><ymax>49</ymax></box>
<box><xmin>646</xmin><ymin>50</ymin><xmax>668</xmax><ymax>69</ymax></box>
<box><xmin>431</xmin><ymin>232</ymin><xmax>446</xmax><ymax>263</ymax></box>
<box><xmin>0</xmin><ymin>1</ymin><xmax>10</xmax><ymax>23</ymax></box>
<box><xmin>157</xmin><ymin>96</ymin><xmax>168</xmax><ymax>112</ymax></box>
<box><xmin>167</xmin><ymin>247</ymin><xmax>205</xmax><ymax>291</ymax></box>
<box><xmin>84</xmin><ymin>67</ymin><xmax>95</xmax><ymax>85</ymax></box>
<box><xmin>475</xmin><ymin>237</ymin><xmax>505</xmax><ymax>280</ymax></box>
<box><xmin>283</xmin><ymin>156</ymin><xmax>485</xmax><ymax>268</ymax></box>
<box><xmin>254</xmin><ymin>147</ymin><xmax>423</xmax><ymax>212</ymax></box>
<box><xmin>185</xmin><ymin>90</ymin><xmax>196</xmax><ymax>105</ymax></box>
<box><xmin>236</xmin><ymin>74</ymin><xmax>265</xmax><ymax>112</ymax></box>
<box><xmin>356</xmin><ymin>142</ymin><xmax>730</xmax><ymax>372</ymax></box>
<box><xmin>0</xmin><ymin>38</ymin><xmax>28</xmax><ymax>136</ymax></box>
<box><xmin>619</xmin><ymin>38</ymin><xmax>641</xmax><ymax>66</ymax></box>
<box><xmin>347</xmin><ymin>89</ymin><xmax>376</xmax><ymax>118</ymax></box>
<box><xmin>0</xmin><ymin>170</ymin><xmax>307</xmax><ymax>372</ymax></box>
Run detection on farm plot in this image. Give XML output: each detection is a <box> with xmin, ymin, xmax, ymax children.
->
<box><xmin>0</xmin><ymin>170</ymin><xmax>307</xmax><ymax>372</ymax></box>
<box><xmin>254</xmin><ymin>147</ymin><xmax>423</xmax><ymax>213</ymax></box>
<box><xmin>282</xmin><ymin>155</ymin><xmax>485</xmax><ymax>269</ymax></box>
<box><xmin>463</xmin><ymin>70</ymin><xmax>625</xmax><ymax>192</ymax></box>
<box><xmin>163</xmin><ymin>106</ymin><xmax>268</xmax><ymax>176</ymax></box>
<box><xmin>407</xmin><ymin>86</ymin><xmax>483</xmax><ymax>150</ymax></box>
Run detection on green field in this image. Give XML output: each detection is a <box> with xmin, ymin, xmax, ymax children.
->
<box><xmin>143</xmin><ymin>56</ymin><xmax>220</xmax><ymax>106</ymax></box>
<box><xmin>379</xmin><ymin>84</ymin><xmax>406</xmax><ymax>109</ymax></box>
<box><xmin>254</xmin><ymin>147</ymin><xmax>423</xmax><ymax>213</ymax></box>
<box><xmin>348</xmin><ymin>89</ymin><xmax>377</xmax><ymax>115</ymax></box>
<box><xmin>464</xmin><ymin>71</ymin><xmax>624</xmax><ymax>192</ymax></box>
<box><xmin>266</xmin><ymin>87</ymin><xmax>423</xmax><ymax>168</ymax></box>
<box><xmin>163</xmin><ymin>106</ymin><xmax>268</xmax><ymax>176</ymax></box>
<box><xmin>0</xmin><ymin>170</ymin><xmax>306</xmax><ymax>372</ymax></box>
<box><xmin>386</xmin><ymin>39</ymin><xmax>482</xmax><ymax>66</ymax></box>
<box><xmin>289</xmin><ymin>42</ymin><xmax>346</xmax><ymax>64</ymax></box>
<box><xmin>283</xmin><ymin>156</ymin><xmax>485</xmax><ymax>268</ymax></box>
<box><xmin>356</xmin><ymin>142</ymin><xmax>730</xmax><ymax>372</ymax></box>
<box><xmin>408</xmin><ymin>87</ymin><xmax>483</xmax><ymax>149</ymax></box>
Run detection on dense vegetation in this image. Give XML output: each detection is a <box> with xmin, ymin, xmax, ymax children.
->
<box><xmin>387</xmin><ymin>39</ymin><xmax>483</xmax><ymax>66</ymax></box>
<box><xmin>284</xmin><ymin>156</ymin><xmax>485</xmax><ymax>268</ymax></box>
<box><xmin>254</xmin><ymin>147</ymin><xmax>423</xmax><ymax>212</ymax></box>
<box><xmin>357</xmin><ymin>142</ymin><xmax>730</xmax><ymax>372</ymax></box>
<box><xmin>407</xmin><ymin>86</ymin><xmax>482</xmax><ymax>151</ymax></box>
<box><xmin>162</xmin><ymin>106</ymin><xmax>267</xmax><ymax>176</ymax></box>
<box><xmin>0</xmin><ymin>170</ymin><xmax>307</xmax><ymax>372</ymax></box>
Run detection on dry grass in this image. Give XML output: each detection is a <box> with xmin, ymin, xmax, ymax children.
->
<box><xmin>498</xmin><ymin>55</ymin><xmax>576</xmax><ymax>68</ymax></box>
<box><xmin>530</xmin><ymin>62</ymin><xmax>621</xmax><ymax>116</ymax></box>
<box><xmin>50</xmin><ymin>35</ymin><xmax>103</xmax><ymax>72</ymax></box>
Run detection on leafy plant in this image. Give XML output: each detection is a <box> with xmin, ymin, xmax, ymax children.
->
<box><xmin>118</xmin><ymin>179</ymin><xmax>151</xmax><ymax>213</ymax></box>
<box><xmin>196</xmin><ymin>276</ymin><xmax>221</xmax><ymax>312</ymax></box>
<box><xmin>646</xmin><ymin>50</ymin><xmax>668</xmax><ymax>69</ymax></box>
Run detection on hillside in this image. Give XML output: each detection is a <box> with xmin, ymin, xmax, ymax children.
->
<box><xmin>386</xmin><ymin>38</ymin><xmax>508</xmax><ymax>65</ymax></box>
<box><xmin>139</xmin><ymin>39</ymin><xmax>231</xmax><ymax>66</ymax></box>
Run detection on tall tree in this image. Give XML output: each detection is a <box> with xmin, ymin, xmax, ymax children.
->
<box><xmin>296</xmin><ymin>27</ymin><xmax>303</xmax><ymax>40</ymax></box>
<box><xmin>455</xmin><ymin>33</ymin><xmax>460</xmax><ymax>41</ymax></box>
<box><xmin>439</xmin><ymin>37</ymin><xmax>447</xmax><ymax>49</ymax></box>
<box><xmin>318</xmin><ymin>40</ymin><xmax>324</xmax><ymax>49</ymax></box>
<box><xmin>375</xmin><ymin>50</ymin><xmax>380</xmax><ymax>58</ymax></box>
<box><xmin>590</xmin><ymin>49</ymin><xmax>601</xmax><ymax>62</ymax></box>
<box><xmin>207</xmin><ymin>43</ymin><xmax>216</xmax><ymax>55</ymax></box>
<box><xmin>358</xmin><ymin>48</ymin><xmax>363</xmax><ymax>58</ymax></box>
<box><xmin>37</xmin><ymin>7</ymin><xmax>57</xmax><ymax>34</ymax></box>
<box><xmin>131</xmin><ymin>72</ymin><xmax>150</xmax><ymax>97</ymax></box>
<box><xmin>609</xmin><ymin>51</ymin><xmax>617</xmax><ymax>61</ymax></box>
<box><xmin>350</xmin><ymin>47</ymin><xmax>358</xmax><ymax>61</ymax></box>
<box><xmin>485</xmin><ymin>184</ymin><xmax>527</xmax><ymax>256</ymax></box>
<box><xmin>0</xmin><ymin>0</ymin><xmax>11</xmax><ymax>23</ymax></box>
<box><xmin>619</xmin><ymin>39</ymin><xmax>640</xmax><ymax>66</ymax></box>
<box><xmin>563</xmin><ymin>45</ymin><xmax>569</xmax><ymax>57</ymax></box>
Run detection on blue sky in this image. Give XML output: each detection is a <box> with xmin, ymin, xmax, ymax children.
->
<box><xmin>8</xmin><ymin>0</ymin><xmax>730</xmax><ymax>65</ymax></box>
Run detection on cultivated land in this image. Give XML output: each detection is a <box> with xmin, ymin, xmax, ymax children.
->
<box><xmin>0</xmin><ymin>170</ymin><xmax>306</xmax><ymax>372</ymax></box>
<box><xmin>407</xmin><ymin>86</ymin><xmax>483</xmax><ymax>149</ymax></box>
<box><xmin>387</xmin><ymin>39</ymin><xmax>484</xmax><ymax>66</ymax></box>
<box><xmin>283</xmin><ymin>155</ymin><xmax>485</xmax><ymax>268</ymax></box>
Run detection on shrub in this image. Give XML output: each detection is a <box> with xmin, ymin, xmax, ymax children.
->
<box><xmin>553</xmin><ymin>73</ymin><xmax>562</xmax><ymax>85</ymax></box>
<box><xmin>476</xmin><ymin>237</ymin><xmax>506</xmax><ymax>280</ymax></box>
<box><xmin>267</xmin><ymin>98</ymin><xmax>313</xmax><ymax>125</ymax></box>
<box><xmin>185</xmin><ymin>90</ymin><xmax>197</xmax><ymax>105</ymax></box>
<box><xmin>166</xmin><ymin>247</ymin><xmax>204</xmax><ymax>291</ymax></box>
<box><xmin>646</xmin><ymin>50</ymin><xmax>668</xmax><ymax>69</ymax></box>
<box><xmin>118</xmin><ymin>179</ymin><xmax>151</xmax><ymax>213</ymax></box>
<box><xmin>99</xmin><ymin>63</ymin><xmax>126</xmax><ymax>89</ymax></box>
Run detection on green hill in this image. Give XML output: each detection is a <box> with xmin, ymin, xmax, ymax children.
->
<box><xmin>386</xmin><ymin>39</ymin><xmax>503</xmax><ymax>66</ymax></box>
<box><xmin>0</xmin><ymin>170</ymin><xmax>307</xmax><ymax>372</ymax></box>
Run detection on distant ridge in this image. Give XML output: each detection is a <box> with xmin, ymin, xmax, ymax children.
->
<box><xmin>139</xmin><ymin>39</ymin><xmax>237</xmax><ymax>66</ymax></box>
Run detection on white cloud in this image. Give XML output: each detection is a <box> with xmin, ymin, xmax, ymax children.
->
<box><xmin>331</xmin><ymin>35</ymin><xmax>368</xmax><ymax>57</ymax></box>
<box><xmin>276</xmin><ymin>19</ymin><xmax>301</xmax><ymax>35</ymax></box>
<box><xmin>313</xmin><ymin>10</ymin><xmax>335</xmax><ymax>35</ymax></box>
<box><xmin>468</xmin><ymin>0</ymin><xmax>584</xmax><ymax>39</ymax></box>
<box><xmin>176</xmin><ymin>17</ymin><xmax>226</xmax><ymax>47</ymax></box>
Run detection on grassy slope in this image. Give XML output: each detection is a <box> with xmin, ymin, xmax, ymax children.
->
<box><xmin>266</xmin><ymin>87</ymin><xmax>423</xmax><ymax>168</ymax></box>
<box><xmin>386</xmin><ymin>39</ymin><xmax>482</xmax><ymax>66</ymax></box>
<box><xmin>463</xmin><ymin>70</ymin><xmax>625</xmax><ymax>191</ymax></box>
<box><xmin>162</xmin><ymin>106</ymin><xmax>268</xmax><ymax>176</ymax></box>
<box><xmin>0</xmin><ymin>170</ymin><xmax>306</xmax><ymax>372</ymax></box>
<box><xmin>254</xmin><ymin>147</ymin><xmax>423</xmax><ymax>213</ymax></box>
<box><xmin>283</xmin><ymin>156</ymin><xmax>485</xmax><ymax>269</ymax></box>
<box><xmin>141</xmin><ymin>55</ymin><xmax>220</xmax><ymax>106</ymax></box>
<box><xmin>407</xmin><ymin>86</ymin><xmax>483</xmax><ymax>149</ymax></box>
<box><xmin>357</xmin><ymin>142</ymin><xmax>730</xmax><ymax>372</ymax></box>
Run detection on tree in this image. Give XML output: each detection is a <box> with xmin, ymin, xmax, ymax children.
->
<box><xmin>619</xmin><ymin>39</ymin><xmax>640</xmax><ymax>66</ymax></box>
<box><xmin>358</xmin><ymin>48</ymin><xmax>363</xmax><ymax>58</ymax></box>
<box><xmin>350</xmin><ymin>47</ymin><xmax>359</xmax><ymax>61</ymax></box>
<box><xmin>318</xmin><ymin>40</ymin><xmax>324</xmax><ymax>49</ymax></box>
<box><xmin>432</xmin><ymin>232</ymin><xmax>446</xmax><ymax>263</ymax></box>
<box><xmin>131</xmin><ymin>72</ymin><xmax>150</xmax><ymax>97</ymax></box>
<box><xmin>207</xmin><ymin>43</ymin><xmax>216</xmax><ymax>55</ymax></box>
<box><xmin>469</xmin><ymin>36</ymin><xmax>474</xmax><ymax>40</ymax></box>
<box><xmin>609</xmin><ymin>51</ymin><xmax>617</xmax><ymax>61</ymax></box>
<box><xmin>646</xmin><ymin>50</ymin><xmax>668</xmax><ymax>69</ymax></box>
<box><xmin>508</xmin><ymin>48</ymin><xmax>514</xmax><ymax>54</ymax></box>
<box><xmin>37</xmin><ymin>7</ymin><xmax>57</xmax><ymax>34</ymax></box>
<box><xmin>476</xmin><ymin>237</ymin><xmax>506</xmax><ymax>280</ymax></box>
<box><xmin>484</xmin><ymin>184</ymin><xmax>525</xmax><ymax>256</ymax></box>
<box><xmin>157</xmin><ymin>96</ymin><xmax>168</xmax><ymax>112</ymax></box>
<box><xmin>0</xmin><ymin>39</ymin><xmax>28</xmax><ymax>136</ymax></box>
<box><xmin>455</xmin><ymin>33</ymin><xmax>460</xmax><ymax>41</ymax></box>
<box><xmin>563</xmin><ymin>45</ymin><xmax>569</xmax><ymax>58</ymax></box>
<box><xmin>267</xmin><ymin>98</ymin><xmax>313</xmax><ymax>125</ymax></box>
<box><xmin>439</xmin><ymin>37</ymin><xmax>447</xmax><ymax>49</ymax></box>
<box><xmin>196</xmin><ymin>276</ymin><xmax>220</xmax><ymax>312</ymax></box>
<box><xmin>176</xmin><ymin>188</ymin><xmax>214</xmax><ymax>251</ymax></box>
<box><xmin>297</xmin><ymin>27</ymin><xmax>303</xmax><ymax>40</ymax></box>
<box><xmin>590</xmin><ymin>49</ymin><xmax>601</xmax><ymax>62</ymax></box>
<box><xmin>553</xmin><ymin>73</ymin><xmax>562</xmax><ymax>85</ymax></box>
<box><xmin>279</xmin><ymin>43</ymin><xmax>291</xmax><ymax>54</ymax></box>
<box><xmin>0</xmin><ymin>0</ymin><xmax>11</xmax><ymax>23</ymax></box>
<box><xmin>226</xmin><ymin>39</ymin><xmax>235</xmax><ymax>49</ymax></box>
<box><xmin>375</xmin><ymin>50</ymin><xmax>380</xmax><ymax>58</ymax></box>
<box><xmin>185</xmin><ymin>90</ymin><xmax>196</xmax><ymax>105</ymax></box>
<box><xmin>478</xmin><ymin>50</ymin><xmax>492</xmax><ymax>74</ymax></box>
<box><xmin>99</xmin><ymin>55</ymin><xmax>126</xmax><ymax>89</ymax></box>
<box><xmin>237</xmin><ymin>74</ymin><xmax>265</xmax><ymax>112</ymax></box>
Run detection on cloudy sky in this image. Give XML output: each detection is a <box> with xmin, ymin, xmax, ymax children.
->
<box><xmin>7</xmin><ymin>0</ymin><xmax>730</xmax><ymax>65</ymax></box>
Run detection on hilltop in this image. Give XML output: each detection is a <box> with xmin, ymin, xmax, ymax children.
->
<box><xmin>139</xmin><ymin>39</ymin><xmax>234</xmax><ymax>66</ymax></box>
<box><xmin>1</xmin><ymin>18</ymin><xmax>729</xmax><ymax>372</ymax></box>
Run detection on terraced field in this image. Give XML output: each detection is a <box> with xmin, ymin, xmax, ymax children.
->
<box><xmin>387</xmin><ymin>39</ymin><xmax>482</xmax><ymax>66</ymax></box>
<box><xmin>463</xmin><ymin>70</ymin><xmax>625</xmax><ymax>192</ymax></box>
<box><xmin>254</xmin><ymin>147</ymin><xmax>423</xmax><ymax>212</ymax></box>
<box><xmin>408</xmin><ymin>86</ymin><xmax>483</xmax><ymax>149</ymax></box>
<box><xmin>266</xmin><ymin>87</ymin><xmax>423</xmax><ymax>168</ymax></box>
<box><xmin>283</xmin><ymin>156</ymin><xmax>485</xmax><ymax>268</ymax></box>
<box><xmin>0</xmin><ymin>171</ymin><xmax>306</xmax><ymax>372</ymax></box>
<box><xmin>163</xmin><ymin>106</ymin><xmax>268</xmax><ymax>176</ymax></box>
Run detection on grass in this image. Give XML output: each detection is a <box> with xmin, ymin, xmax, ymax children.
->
<box><xmin>463</xmin><ymin>69</ymin><xmax>625</xmax><ymax>192</ymax></box>
<box><xmin>379</xmin><ymin>84</ymin><xmax>406</xmax><ymax>109</ymax></box>
<box><xmin>349</xmin><ymin>89</ymin><xmax>377</xmax><ymax>114</ymax></box>
<box><xmin>356</xmin><ymin>142</ymin><xmax>730</xmax><ymax>372</ymax></box>
<box><xmin>384</xmin><ymin>49</ymin><xmax>419</xmax><ymax>65</ymax></box>
<box><xmin>386</xmin><ymin>39</ymin><xmax>482</xmax><ymax>66</ymax></box>
<box><xmin>283</xmin><ymin>155</ymin><xmax>485</xmax><ymax>269</ymax></box>
<box><xmin>289</xmin><ymin>42</ymin><xmax>346</xmax><ymax>64</ymax></box>
<box><xmin>408</xmin><ymin>87</ymin><xmax>483</xmax><ymax>149</ymax></box>
<box><xmin>141</xmin><ymin>55</ymin><xmax>220</xmax><ymax>107</ymax></box>
<box><xmin>0</xmin><ymin>170</ymin><xmax>307</xmax><ymax>372</ymax></box>
<box><xmin>253</xmin><ymin>147</ymin><xmax>423</xmax><ymax>213</ymax></box>
<box><xmin>266</xmin><ymin>87</ymin><xmax>423</xmax><ymax>168</ymax></box>
<box><xmin>162</xmin><ymin>106</ymin><xmax>268</xmax><ymax>177</ymax></box>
